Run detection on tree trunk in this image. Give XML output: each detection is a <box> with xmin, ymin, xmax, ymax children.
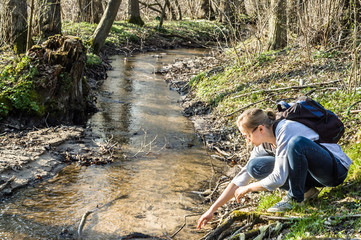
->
<box><xmin>91</xmin><ymin>0</ymin><xmax>122</xmax><ymax>54</ymax></box>
<box><xmin>128</xmin><ymin>0</ymin><xmax>144</xmax><ymax>26</ymax></box>
<box><xmin>200</xmin><ymin>0</ymin><xmax>215</xmax><ymax>20</ymax></box>
<box><xmin>39</xmin><ymin>0</ymin><xmax>62</xmax><ymax>38</ymax></box>
<box><xmin>92</xmin><ymin>0</ymin><xmax>104</xmax><ymax>23</ymax></box>
<box><xmin>158</xmin><ymin>0</ymin><xmax>169</xmax><ymax>29</ymax></box>
<box><xmin>27</xmin><ymin>0</ymin><xmax>34</xmax><ymax>51</ymax></box>
<box><xmin>0</xmin><ymin>0</ymin><xmax>28</xmax><ymax>53</ymax></box>
<box><xmin>77</xmin><ymin>0</ymin><xmax>102</xmax><ymax>23</ymax></box>
<box><xmin>166</xmin><ymin>0</ymin><xmax>177</xmax><ymax>20</ymax></box>
<box><xmin>174</xmin><ymin>0</ymin><xmax>182</xmax><ymax>20</ymax></box>
<box><xmin>267</xmin><ymin>0</ymin><xmax>287</xmax><ymax>50</ymax></box>
<box><xmin>218</xmin><ymin>0</ymin><xmax>235</xmax><ymax>23</ymax></box>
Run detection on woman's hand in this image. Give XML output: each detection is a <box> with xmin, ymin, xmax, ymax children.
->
<box><xmin>197</xmin><ymin>209</ymin><xmax>214</xmax><ymax>230</ymax></box>
<box><xmin>234</xmin><ymin>185</ymin><xmax>250</xmax><ymax>203</ymax></box>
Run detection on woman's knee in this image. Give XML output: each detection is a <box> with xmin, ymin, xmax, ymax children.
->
<box><xmin>246</xmin><ymin>157</ymin><xmax>274</xmax><ymax>180</ymax></box>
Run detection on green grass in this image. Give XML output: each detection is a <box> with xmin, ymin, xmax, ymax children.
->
<box><xmin>61</xmin><ymin>19</ymin><xmax>228</xmax><ymax>51</ymax></box>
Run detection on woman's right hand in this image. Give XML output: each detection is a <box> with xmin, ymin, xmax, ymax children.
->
<box><xmin>197</xmin><ymin>209</ymin><xmax>214</xmax><ymax>230</ymax></box>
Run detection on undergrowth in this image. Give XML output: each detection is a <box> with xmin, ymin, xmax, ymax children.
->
<box><xmin>0</xmin><ymin>56</ymin><xmax>42</xmax><ymax>118</ymax></box>
<box><xmin>190</xmin><ymin>40</ymin><xmax>361</xmax><ymax>238</ymax></box>
<box><xmin>62</xmin><ymin>19</ymin><xmax>227</xmax><ymax>51</ymax></box>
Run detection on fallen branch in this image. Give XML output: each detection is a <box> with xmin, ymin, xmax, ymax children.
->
<box><xmin>232</xmin><ymin>221</ymin><xmax>289</xmax><ymax>240</ymax></box>
<box><xmin>203</xmin><ymin>211</ymin><xmax>265</xmax><ymax>240</ymax></box>
<box><xmin>169</xmin><ymin>214</ymin><xmax>201</xmax><ymax>238</ymax></box>
<box><xmin>0</xmin><ymin>176</ymin><xmax>16</xmax><ymax>191</ymax></box>
<box><xmin>78</xmin><ymin>210</ymin><xmax>93</xmax><ymax>239</ymax></box>
<box><xmin>214</xmin><ymin>146</ymin><xmax>231</xmax><ymax>157</ymax></box>
<box><xmin>77</xmin><ymin>195</ymin><xmax>127</xmax><ymax>239</ymax></box>
<box><xmin>230</xmin><ymin>80</ymin><xmax>342</xmax><ymax>100</ymax></box>
<box><xmin>260</xmin><ymin>215</ymin><xmax>300</xmax><ymax>221</ymax></box>
<box><xmin>225</xmin><ymin>94</ymin><xmax>277</xmax><ymax>117</ymax></box>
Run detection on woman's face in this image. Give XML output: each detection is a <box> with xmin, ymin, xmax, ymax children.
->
<box><xmin>239</xmin><ymin>123</ymin><xmax>264</xmax><ymax>146</ymax></box>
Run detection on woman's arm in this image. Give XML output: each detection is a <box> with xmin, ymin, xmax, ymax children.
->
<box><xmin>197</xmin><ymin>182</ymin><xmax>239</xmax><ymax>229</ymax></box>
<box><xmin>234</xmin><ymin>182</ymin><xmax>267</xmax><ymax>203</ymax></box>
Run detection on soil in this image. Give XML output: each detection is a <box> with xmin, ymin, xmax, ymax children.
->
<box><xmin>0</xmin><ymin>125</ymin><xmax>121</xmax><ymax>198</ymax></box>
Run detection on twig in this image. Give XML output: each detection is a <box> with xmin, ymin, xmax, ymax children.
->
<box><xmin>78</xmin><ymin>210</ymin><xmax>93</xmax><ymax>239</ymax></box>
<box><xmin>230</xmin><ymin>80</ymin><xmax>342</xmax><ymax>100</ymax></box>
<box><xmin>225</xmin><ymin>94</ymin><xmax>276</xmax><ymax>117</ymax></box>
<box><xmin>77</xmin><ymin>195</ymin><xmax>126</xmax><ymax>239</ymax></box>
<box><xmin>214</xmin><ymin>146</ymin><xmax>231</xmax><ymax>157</ymax></box>
<box><xmin>169</xmin><ymin>214</ymin><xmax>201</xmax><ymax>238</ymax></box>
<box><xmin>260</xmin><ymin>215</ymin><xmax>300</xmax><ymax>221</ymax></box>
<box><xmin>0</xmin><ymin>176</ymin><xmax>16</xmax><ymax>191</ymax></box>
<box><xmin>228</xmin><ymin>221</ymin><xmax>254</xmax><ymax>239</ymax></box>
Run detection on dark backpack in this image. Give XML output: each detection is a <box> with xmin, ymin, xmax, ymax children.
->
<box><xmin>273</xmin><ymin>96</ymin><xmax>345</xmax><ymax>143</ymax></box>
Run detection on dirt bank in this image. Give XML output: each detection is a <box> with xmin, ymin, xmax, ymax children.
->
<box><xmin>0</xmin><ymin>125</ymin><xmax>120</xmax><ymax>197</ymax></box>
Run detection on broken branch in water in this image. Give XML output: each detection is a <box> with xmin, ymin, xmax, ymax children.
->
<box><xmin>77</xmin><ymin>210</ymin><xmax>93</xmax><ymax>239</ymax></box>
<box><xmin>0</xmin><ymin>176</ymin><xmax>16</xmax><ymax>192</ymax></box>
<box><xmin>169</xmin><ymin>214</ymin><xmax>202</xmax><ymax>238</ymax></box>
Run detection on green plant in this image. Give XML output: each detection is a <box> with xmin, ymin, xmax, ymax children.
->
<box><xmin>256</xmin><ymin>192</ymin><xmax>282</xmax><ymax>211</ymax></box>
<box><xmin>0</xmin><ymin>56</ymin><xmax>42</xmax><ymax>117</ymax></box>
<box><xmin>86</xmin><ymin>53</ymin><xmax>102</xmax><ymax>66</ymax></box>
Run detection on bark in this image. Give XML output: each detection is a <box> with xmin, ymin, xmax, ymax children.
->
<box><xmin>200</xmin><ymin>0</ymin><xmax>215</xmax><ymax>20</ymax></box>
<box><xmin>0</xmin><ymin>0</ymin><xmax>28</xmax><ymax>53</ymax></box>
<box><xmin>27</xmin><ymin>36</ymin><xmax>88</xmax><ymax>124</ymax></box>
<box><xmin>218</xmin><ymin>0</ymin><xmax>237</xmax><ymax>23</ymax></box>
<box><xmin>267</xmin><ymin>0</ymin><xmax>288</xmax><ymax>50</ymax></box>
<box><xmin>91</xmin><ymin>0</ymin><xmax>122</xmax><ymax>54</ymax></box>
<box><xmin>166</xmin><ymin>0</ymin><xmax>177</xmax><ymax>20</ymax></box>
<box><xmin>39</xmin><ymin>0</ymin><xmax>62</xmax><ymax>38</ymax></box>
<box><xmin>92</xmin><ymin>0</ymin><xmax>104</xmax><ymax>23</ymax></box>
<box><xmin>128</xmin><ymin>0</ymin><xmax>144</xmax><ymax>26</ymax></box>
<box><xmin>218</xmin><ymin>0</ymin><xmax>228</xmax><ymax>22</ymax></box>
<box><xmin>158</xmin><ymin>0</ymin><xmax>169</xmax><ymax>29</ymax></box>
<box><xmin>174</xmin><ymin>0</ymin><xmax>182</xmax><ymax>20</ymax></box>
<box><xmin>78</xmin><ymin>0</ymin><xmax>103</xmax><ymax>23</ymax></box>
<box><xmin>27</xmin><ymin>0</ymin><xmax>35</xmax><ymax>51</ymax></box>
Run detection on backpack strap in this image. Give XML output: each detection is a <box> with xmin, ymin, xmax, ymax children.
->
<box><xmin>272</xmin><ymin>119</ymin><xmax>281</xmax><ymax>137</ymax></box>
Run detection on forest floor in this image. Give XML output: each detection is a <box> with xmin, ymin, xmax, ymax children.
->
<box><xmin>162</xmin><ymin>45</ymin><xmax>361</xmax><ymax>239</ymax></box>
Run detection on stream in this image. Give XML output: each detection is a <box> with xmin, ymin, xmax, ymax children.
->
<box><xmin>0</xmin><ymin>49</ymin><xmax>224</xmax><ymax>239</ymax></box>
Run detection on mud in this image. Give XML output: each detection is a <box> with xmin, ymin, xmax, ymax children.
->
<box><xmin>0</xmin><ymin>125</ymin><xmax>120</xmax><ymax>197</ymax></box>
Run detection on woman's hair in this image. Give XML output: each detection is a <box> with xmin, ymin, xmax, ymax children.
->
<box><xmin>236</xmin><ymin>108</ymin><xmax>276</xmax><ymax>130</ymax></box>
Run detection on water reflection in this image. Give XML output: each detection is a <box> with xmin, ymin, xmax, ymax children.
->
<box><xmin>0</xmin><ymin>49</ymin><xmax>223</xmax><ymax>239</ymax></box>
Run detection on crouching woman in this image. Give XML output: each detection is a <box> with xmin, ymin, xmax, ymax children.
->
<box><xmin>197</xmin><ymin>108</ymin><xmax>352</xmax><ymax>229</ymax></box>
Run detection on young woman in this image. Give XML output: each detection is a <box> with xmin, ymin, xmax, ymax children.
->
<box><xmin>197</xmin><ymin>108</ymin><xmax>352</xmax><ymax>230</ymax></box>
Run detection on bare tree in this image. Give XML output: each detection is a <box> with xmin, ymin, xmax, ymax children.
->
<box><xmin>91</xmin><ymin>0</ymin><xmax>122</xmax><ymax>54</ymax></box>
<box><xmin>128</xmin><ymin>0</ymin><xmax>144</xmax><ymax>25</ymax></box>
<box><xmin>174</xmin><ymin>0</ymin><xmax>182</xmax><ymax>20</ymax></box>
<box><xmin>77</xmin><ymin>0</ymin><xmax>103</xmax><ymax>23</ymax></box>
<box><xmin>166</xmin><ymin>0</ymin><xmax>177</xmax><ymax>20</ymax></box>
<box><xmin>39</xmin><ymin>0</ymin><xmax>62</xmax><ymax>38</ymax></box>
<box><xmin>200</xmin><ymin>0</ymin><xmax>215</xmax><ymax>19</ymax></box>
<box><xmin>158</xmin><ymin>0</ymin><xmax>169</xmax><ymax>29</ymax></box>
<box><xmin>0</xmin><ymin>0</ymin><xmax>28</xmax><ymax>53</ymax></box>
<box><xmin>267</xmin><ymin>0</ymin><xmax>287</xmax><ymax>50</ymax></box>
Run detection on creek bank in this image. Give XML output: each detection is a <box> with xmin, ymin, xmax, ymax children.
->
<box><xmin>0</xmin><ymin>125</ymin><xmax>121</xmax><ymax>197</ymax></box>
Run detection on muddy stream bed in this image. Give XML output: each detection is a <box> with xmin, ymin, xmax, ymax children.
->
<box><xmin>0</xmin><ymin>49</ymin><xmax>225</xmax><ymax>239</ymax></box>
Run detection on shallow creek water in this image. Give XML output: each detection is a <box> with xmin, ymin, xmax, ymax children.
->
<box><xmin>0</xmin><ymin>49</ymin><xmax>224</xmax><ymax>239</ymax></box>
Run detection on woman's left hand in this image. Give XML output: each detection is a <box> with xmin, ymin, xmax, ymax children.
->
<box><xmin>234</xmin><ymin>186</ymin><xmax>250</xmax><ymax>203</ymax></box>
